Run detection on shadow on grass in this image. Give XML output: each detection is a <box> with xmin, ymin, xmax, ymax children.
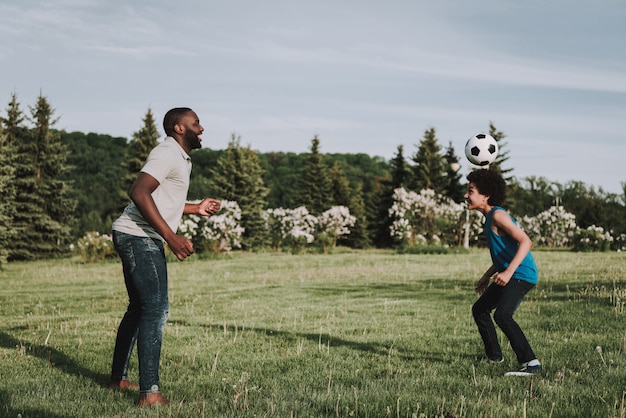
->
<box><xmin>0</xmin><ymin>331</ymin><xmax>109</xmax><ymax>386</ymax></box>
<box><xmin>0</xmin><ymin>331</ymin><xmax>142</xmax><ymax>403</ymax></box>
<box><xmin>301</xmin><ymin>281</ymin><xmax>472</xmax><ymax>304</ymax></box>
<box><xmin>0</xmin><ymin>389</ymin><xmax>67</xmax><ymax>418</ymax></box>
<box><xmin>183</xmin><ymin>323</ymin><xmax>448</xmax><ymax>363</ymax></box>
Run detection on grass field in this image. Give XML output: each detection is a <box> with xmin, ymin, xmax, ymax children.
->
<box><xmin>0</xmin><ymin>249</ymin><xmax>625</xmax><ymax>417</ymax></box>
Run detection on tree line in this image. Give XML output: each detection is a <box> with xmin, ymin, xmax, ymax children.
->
<box><xmin>1</xmin><ymin>93</ymin><xmax>625</xmax><ymax>264</ymax></box>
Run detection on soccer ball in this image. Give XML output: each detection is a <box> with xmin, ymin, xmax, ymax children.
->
<box><xmin>465</xmin><ymin>133</ymin><xmax>498</xmax><ymax>166</ymax></box>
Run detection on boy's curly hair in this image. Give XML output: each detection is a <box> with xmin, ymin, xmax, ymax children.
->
<box><xmin>467</xmin><ymin>169</ymin><xmax>506</xmax><ymax>206</ymax></box>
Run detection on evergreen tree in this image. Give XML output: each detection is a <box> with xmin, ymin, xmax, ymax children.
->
<box><xmin>297</xmin><ymin>135</ymin><xmax>332</xmax><ymax>215</ymax></box>
<box><xmin>0</xmin><ymin>94</ymin><xmax>27</xmax><ymax>262</ymax></box>
<box><xmin>10</xmin><ymin>93</ymin><xmax>76</xmax><ymax>260</ymax></box>
<box><xmin>410</xmin><ymin>128</ymin><xmax>446</xmax><ymax>193</ymax></box>
<box><xmin>122</xmin><ymin>108</ymin><xmax>159</xmax><ymax>200</ymax></box>
<box><xmin>371</xmin><ymin>145</ymin><xmax>410</xmax><ymax>248</ymax></box>
<box><xmin>343</xmin><ymin>182</ymin><xmax>371</xmax><ymax>249</ymax></box>
<box><xmin>328</xmin><ymin>161</ymin><xmax>351</xmax><ymax>207</ymax></box>
<box><xmin>207</xmin><ymin>134</ymin><xmax>269</xmax><ymax>249</ymax></box>
<box><xmin>61</xmin><ymin>131</ymin><xmax>128</xmax><ymax>237</ymax></box>
<box><xmin>0</xmin><ymin>123</ymin><xmax>15</xmax><ymax>266</ymax></box>
<box><xmin>390</xmin><ymin>144</ymin><xmax>411</xmax><ymax>190</ymax></box>
<box><xmin>488</xmin><ymin>122</ymin><xmax>514</xmax><ymax>181</ymax></box>
<box><xmin>443</xmin><ymin>141</ymin><xmax>465</xmax><ymax>203</ymax></box>
<box><xmin>367</xmin><ymin>173</ymin><xmax>393</xmax><ymax>248</ymax></box>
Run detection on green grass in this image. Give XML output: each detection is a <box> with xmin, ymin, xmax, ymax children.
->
<box><xmin>1</xmin><ymin>249</ymin><xmax>625</xmax><ymax>417</ymax></box>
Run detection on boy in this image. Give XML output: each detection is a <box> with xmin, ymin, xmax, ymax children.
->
<box><xmin>465</xmin><ymin>169</ymin><xmax>541</xmax><ymax>376</ymax></box>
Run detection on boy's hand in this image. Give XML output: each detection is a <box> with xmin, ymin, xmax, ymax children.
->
<box><xmin>493</xmin><ymin>270</ymin><xmax>513</xmax><ymax>286</ymax></box>
<box><xmin>475</xmin><ymin>276</ymin><xmax>490</xmax><ymax>294</ymax></box>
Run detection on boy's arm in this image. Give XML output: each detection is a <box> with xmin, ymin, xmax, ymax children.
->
<box><xmin>491</xmin><ymin>210</ymin><xmax>533</xmax><ymax>286</ymax></box>
<box><xmin>475</xmin><ymin>264</ymin><xmax>498</xmax><ymax>294</ymax></box>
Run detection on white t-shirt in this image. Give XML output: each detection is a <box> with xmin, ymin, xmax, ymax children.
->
<box><xmin>112</xmin><ymin>137</ymin><xmax>192</xmax><ymax>241</ymax></box>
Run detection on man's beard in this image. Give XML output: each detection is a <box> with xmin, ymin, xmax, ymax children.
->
<box><xmin>184</xmin><ymin>129</ymin><xmax>202</xmax><ymax>150</ymax></box>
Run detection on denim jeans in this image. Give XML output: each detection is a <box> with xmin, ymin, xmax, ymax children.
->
<box><xmin>472</xmin><ymin>279</ymin><xmax>536</xmax><ymax>364</ymax></box>
<box><xmin>111</xmin><ymin>231</ymin><xmax>169</xmax><ymax>394</ymax></box>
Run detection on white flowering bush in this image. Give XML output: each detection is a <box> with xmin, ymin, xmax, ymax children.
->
<box><xmin>389</xmin><ymin>188</ymin><xmax>465</xmax><ymax>248</ymax></box>
<box><xmin>612</xmin><ymin>233</ymin><xmax>626</xmax><ymax>252</ymax></box>
<box><xmin>263</xmin><ymin>208</ymin><xmax>290</xmax><ymax>251</ymax></box>
<box><xmin>572</xmin><ymin>225</ymin><xmax>614</xmax><ymax>252</ymax></box>
<box><xmin>179</xmin><ymin>200</ymin><xmax>245</xmax><ymax>254</ymax></box>
<box><xmin>316</xmin><ymin>206</ymin><xmax>356</xmax><ymax>253</ymax></box>
<box><xmin>75</xmin><ymin>231</ymin><xmax>114</xmax><ymax>263</ymax></box>
<box><xmin>521</xmin><ymin>206</ymin><xmax>577</xmax><ymax>247</ymax></box>
<box><xmin>263</xmin><ymin>206</ymin><xmax>317</xmax><ymax>254</ymax></box>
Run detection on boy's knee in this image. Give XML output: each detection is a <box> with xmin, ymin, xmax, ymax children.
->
<box><xmin>493</xmin><ymin>311</ymin><xmax>513</xmax><ymax>326</ymax></box>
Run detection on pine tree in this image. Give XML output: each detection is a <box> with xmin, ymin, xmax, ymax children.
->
<box><xmin>10</xmin><ymin>93</ymin><xmax>76</xmax><ymax>260</ymax></box>
<box><xmin>390</xmin><ymin>144</ymin><xmax>411</xmax><ymax>190</ymax></box>
<box><xmin>0</xmin><ymin>122</ymin><xmax>15</xmax><ymax>266</ymax></box>
<box><xmin>443</xmin><ymin>141</ymin><xmax>465</xmax><ymax>203</ymax></box>
<box><xmin>370</xmin><ymin>145</ymin><xmax>409</xmax><ymax>248</ymax></box>
<box><xmin>207</xmin><ymin>134</ymin><xmax>269</xmax><ymax>249</ymax></box>
<box><xmin>122</xmin><ymin>108</ymin><xmax>160</xmax><ymax>200</ymax></box>
<box><xmin>367</xmin><ymin>172</ymin><xmax>393</xmax><ymax>248</ymax></box>
<box><xmin>297</xmin><ymin>135</ymin><xmax>332</xmax><ymax>215</ymax></box>
<box><xmin>488</xmin><ymin>122</ymin><xmax>514</xmax><ymax>181</ymax></box>
<box><xmin>0</xmin><ymin>94</ymin><xmax>26</xmax><ymax>262</ymax></box>
<box><xmin>328</xmin><ymin>161</ymin><xmax>351</xmax><ymax>207</ymax></box>
<box><xmin>410</xmin><ymin>128</ymin><xmax>447</xmax><ymax>193</ymax></box>
<box><xmin>344</xmin><ymin>182</ymin><xmax>371</xmax><ymax>249</ymax></box>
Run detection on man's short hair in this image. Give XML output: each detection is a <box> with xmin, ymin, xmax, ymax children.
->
<box><xmin>163</xmin><ymin>107</ymin><xmax>193</xmax><ymax>137</ymax></box>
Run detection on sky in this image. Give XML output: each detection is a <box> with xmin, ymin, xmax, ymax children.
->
<box><xmin>1</xmin><ymin>0</ymin><xmax>625</xmax><ymax>194</ymax></box>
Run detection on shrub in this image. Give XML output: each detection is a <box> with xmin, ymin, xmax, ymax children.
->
<box><xmin>389</xmin><ymin>188</ymin><xmax>464</xmax><ymax>248</ymax></box>
<box><xmin>572</xmin><ymin>225</ymin><xmax>614</xmax><ymax>252</ymax></box>
<box><xmin>74</xmin><ymin>231</ymin><xmax>114</xmax><ymax>263</ymax></box>
<box><xmin>521</xmin><ymin>206</ymin><xmax>577</xmax><ymax>248</ymax></box>
<box><xmin>263</xmin><ymin>206</ymin><xmax>317</xmax><ymax>254</ymax></box>
<box><xmin>179</xmin><ymin>200</ymin><xmax>245</xmax><ymax>254</ymax></box>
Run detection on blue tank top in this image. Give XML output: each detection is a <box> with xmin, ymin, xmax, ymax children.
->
<box><xmin>485</xmin><ymin>207</ymin><xmax>538</xmax><ymax>284</ymax></box>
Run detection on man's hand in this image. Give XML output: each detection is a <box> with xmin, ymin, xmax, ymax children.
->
<box><xmin>195</xmin><ymin>198</ymin><xmax>221</xmax><ymax>216</ymax></box>
<box><xmin>167</xmin><ymin>234</ymin><xmax>194</xmax><ymax>261</ymax></box>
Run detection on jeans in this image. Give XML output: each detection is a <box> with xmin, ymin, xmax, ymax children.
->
<box><xmin>472</xmin><ymin>279</ymin><xmax>536</xmax><ymax>364</ymax></box>
<box><xmin>111</xmin><ymin>231</ymin><xmax>169</xmax><ymax>394</ymax></box>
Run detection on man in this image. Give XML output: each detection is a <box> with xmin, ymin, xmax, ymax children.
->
<box><xmin>109</xmin><ymin>107</ymin><xmax>220</xmax><ymax>407</ymax></box>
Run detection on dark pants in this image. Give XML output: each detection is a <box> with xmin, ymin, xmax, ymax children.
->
<box><xmin>472</xmin><ymin>279</ymin><xmax>536</xmax><ymax>364</ymax></box>
<box><xmin>111</xmin><ymin>231</ymin><xmax>169</xmax><ymax>394</ymax></box>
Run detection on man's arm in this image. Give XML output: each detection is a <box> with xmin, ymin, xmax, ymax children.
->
<box><xmin>130</xmin><ymin>172</ymin><xmax>194</xmax><ymax>261</ymax></box>
<box><xmin>184</xmin><ymin>198</ymin><xmax>221</xmax><ymax>216</ymax></box>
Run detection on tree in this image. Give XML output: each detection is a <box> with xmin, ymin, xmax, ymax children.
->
<box><xmin>488</xmin><ymin>122</ymin><xmax>514</xmax><ymax>181</ymax></box>
<box><xmin>0</xmin><ymin>94</ymin><xmax>27</xmax><ymax>263</ymax></box>
<box><xmin>343</xmin><ymin>182</ymin><xmax>371</xmax><ymax>248</ymax></box>
<box><xmin>369</xmin><ymin>145</ymin><xmax>410</xmax><ymax>248</ymax></box>
<box><xmin>121</xmin><ymin>107</ymin><xmax>159</xmax><ymax>201</ymax></box>
<box><xmin>297</xmin><ymin>135</ymin><xmax>332</xmax><ymax>215</ymax></box>
<box><xmin>390</xmin><ymin>144</ymin><xmax>411</xmax><ymax>191</ymax></box>
<box><xmin>0</xmin><ymin>123</ymin><xmax>15</xmax><ymax>266</ymax></box>
<box><xmin>410</xmin><ymin>128</ymin><xmax>446</xmax><ymax>194</ymax></box>
<box><xmin>443</xmin><ymin>142</ymin><xmax>465</xmax><ymax>203</ymax></box>
<box><xmin>328</xmin><ymin>161</ymin><xmax>352</xmax><ymax>207</ymax></box>
<box><xmin>206</xmin><ymin>134</ymin><xmax>269</xmax><ymax>249</ymax></box>
<box><xmin>259</xmin><ymin>151</ymin><xmax>304</xmax><ymax>209</ymax></box>
<box><xmin>10</xmin><ymin>93</ymin><xmax>76</xmax><ymax>260</ymax></box>
<box><xmin>61</xmin><ymin>132</ymin><xmax>128</xmax><ymax>237</ymax></box>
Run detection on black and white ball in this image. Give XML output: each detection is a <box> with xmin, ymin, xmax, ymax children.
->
<box><xmin>465</xmin><ymin>134</ymin><xmax>498</xmax><ymax>166</ymax></box>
